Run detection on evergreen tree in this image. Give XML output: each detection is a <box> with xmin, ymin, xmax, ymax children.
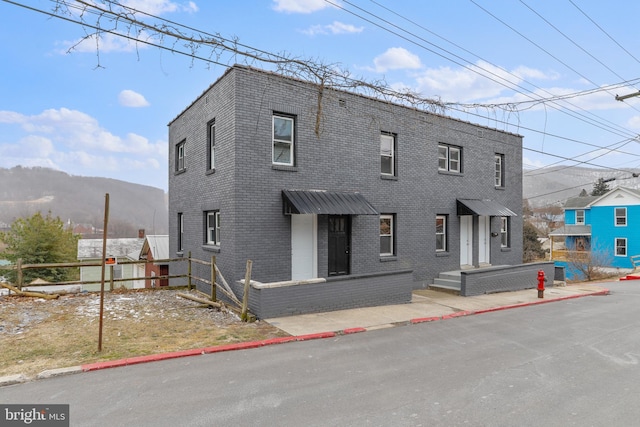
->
<box><xmin>0</xmin><ymin>212</ymin><xmax>79</xmax><ymax>284</ymax></box>
<box><xmin>523</xmin><ymin>220</ymin><xmax>545</xmax><ymax>262</ymax></box>
<box><xmin>590</xmin><ymin>178</ymin><xmax>611</xmax><ymax>196</ymax></box>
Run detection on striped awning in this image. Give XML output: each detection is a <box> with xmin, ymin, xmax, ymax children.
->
<box><xmin>282</xmin><ymin>190</ymin><xmax>378</xmax><ymax>215</ymax></box>
<box><xmin>457</xmin><ymin>199</ymin><xmax>517</xmax><ymax>217</ymax></box>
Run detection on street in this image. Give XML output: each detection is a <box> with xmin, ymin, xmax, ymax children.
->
<box><xmin>2</xmin><ymin>281</ymin><xmax>639</xmax><ymax>426</ymax></box>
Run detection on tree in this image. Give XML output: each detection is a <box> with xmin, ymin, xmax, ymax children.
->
<box><xmin>565</xmin><ymin>239</ymin><xmax>613</xmax><ymax>281</ymax></box>
<box><xmin>0</xmin><ymin>212</ymin><xmax>79</xmax><ymax>284</ymax></box>
<box><xmin>578</xmin><ymin>189</ymin><xmax>588</xmax><ymax>197</ymax></box>
<box><xmin>590</xmin><ymin>178</ymin><xmax>611</xmax><ymax>196</ymax></box>
<box><xmin>523</xmin><ymin>220</ymin><xmax>545</xmax><ymax>262</ymax></box>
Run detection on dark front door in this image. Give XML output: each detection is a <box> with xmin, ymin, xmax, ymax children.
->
<box><xmin>328</xmin><ymin>215</ymin><xmax>351</xmax><ymax>276</ymax></box>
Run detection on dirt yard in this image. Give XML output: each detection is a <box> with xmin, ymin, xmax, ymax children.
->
<box><xmin>0</xmin><ymin>287</ymin><xmax>288</xmax><ymax>379</ymax></box>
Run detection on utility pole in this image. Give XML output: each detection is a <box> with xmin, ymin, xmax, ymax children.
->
<box><xmin>615</xmin><ymin>90</ymin><xmax>640</xmax><ymax>101</ymax></box>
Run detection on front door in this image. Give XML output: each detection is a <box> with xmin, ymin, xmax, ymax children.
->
<box><xmin>328</xmin><ymin>215</ymin><xmax>350</xmax><ymax>276</ymax></box>
<box><xmin>478</xmin><ymin>215</ymin><xmax>490</xmax><ymax>265</ymax></box>
<box><xmin>291</xmin><ymin>214</ymin><xmax>317</xmax><ymax>280</ymax></box>
<box><xmin>460</xmin><ymin>215</ymin><xmax>473</xmax><ymax>267</ymax></box>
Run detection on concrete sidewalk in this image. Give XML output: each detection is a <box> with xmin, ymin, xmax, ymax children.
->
<box><xmin>265</xmin><ymin>283</ymin><xmax>610</xmax><ymax>336</ymax></box>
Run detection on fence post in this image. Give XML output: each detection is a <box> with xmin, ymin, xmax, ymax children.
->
<box><xmin>241</xmin><ymin>260</ymin><xmax>253</xmax><ymax>322</ymax></box>
<box><xmin>211</xmin><ymin>256</ymin><xmax>217</xmax><ymax>302</ymax></box>
<box><xmin>16</xmin><ymin>258</ymin><xmax>23</xmax><ymax>290</ymax></box>
<box><xmin>187</xmin><ymin>251</ymin><xmax>192</xmax><ymax>290</ymax></box>
<box><xmin>109</xmin><ymin>265</ymin><xmax>114</xmax><ymax>291</ymax></box>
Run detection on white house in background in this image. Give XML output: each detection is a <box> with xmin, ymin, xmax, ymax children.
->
<box><xmin>77</xmin><ymin>236</ymin><xmax>145</xmax><ymax>291</ymax></box>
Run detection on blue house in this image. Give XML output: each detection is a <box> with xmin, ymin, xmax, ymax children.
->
<box><xmin>549</xmin><ymin>186</ymin><xmax>640</xmax><ymax>271</ymax></box>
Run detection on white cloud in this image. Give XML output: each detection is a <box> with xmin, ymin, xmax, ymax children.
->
<box><xmin>272</xmin><ymin>0</ymin><xmax>335</xmax><ymax>13</ymax></box>
<box><xmin>373</xmin><ymin>47</ymin><xmax>422</xmax><ymax>73</ymax></box>
<box><xmin>59</xmin><ymin>32</ymin><xmax>149</xmax><ymax>54</ymax></box>
<box><xmin>119</xmin><ymin>90</ymin><xmax>150</xmax><ymax>108</ymax></box>
<box><xmin>302</xmin><ymin>21</ymin><xmax>364</xmax><ymax>36</ymax></box>
<box><xmin>120</xmin><ymin>0</ymin><xmax>198</xmax><ymax>14</ymax></box>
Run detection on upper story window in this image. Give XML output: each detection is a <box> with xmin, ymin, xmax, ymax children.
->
<box><xmin>205</xmin><ymin>210</ymin><xmax>220</xmax><ymax>246</ymax></box>
<box><xmin>576</xmin><ymin>209</ymin><xmax>585</xmax><ymax>225</ymax></box>
<box><xmin>175</xmin><ymin>140</ymin><xmax>186</xmax><ymax>172</ymax></box>
<box><xmin>501</xmin><ymin>217</ymin><xmax>510</xmax><ymax>248</ymax></box>
<box><xmin>380</xmin><ymin>132</ymin><xmax>396</xmax><ymax>176</ymax></box>
<box><xmin>615</xmin><ymin>207</ymin><xmax>627</xmax><ymax>226</ymax></box>
<box><xmin>207</xmin><ymin>119</ymin><xmax>215</xmax><ymax>171</ymax></box>
<box><xmin>495</xmin><ymin>154</ymin><xmax>504</xmax><ymax>187</ymax></box>
<box><xmin>273</xmin><ymin>114</ymin><xmax>294</xmax><ymax>166</ymax></box>
<box><xmin>380</xmin><ymin>214</ymin><xmax>395</xmax><ymax>256</ymax></box>
<box><xmin>438</xmin><ymin>144</ymin><xmax>461</xmax><ymax>173</ymax></box>
<box><xmin>436</xmin><ymin>215</ymin><xmax>447</xmax><ymax>252</ymax></box>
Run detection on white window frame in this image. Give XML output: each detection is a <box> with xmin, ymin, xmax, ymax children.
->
<box><xmin>615</xmin><ymin>238</ymin><xmax>627</xmax><ymax>256</ymax></box>
<box><xmin>178</xmin><ymin>213</ymin><xmax>184</xmax><ymax>252</ymax></box>
<box><xmin>380</xmin><ymin>132</ymin><xmax>396</xmax><ymax>176</ymax></box>
<box><xmin>438</xmin><ymin>144</ymin><xmax>461</xmax><ymax>173</ymax></box>
<box><xmin>208</xmin><ymin>119</ymin><xmax>215</xmax><ymax>170</ymax></box>
<box><xmin>495</xmin><ymin>154</ymin><xmax>504</xmax><ymax>187</ymax></box>
<box><xmin>615</xmin><ymin>207</ymin><xmax>627</xmax><ymax>226</ymax></box>
<box><xmin>272</xmin><ymin>115</ymin><xmax>294</xmax><ymax>166</ymax></box>
<box><xmin>380</xmin><ymin>214</ymin><xmax>395</xmax><ymax>256</ymax></box>
<box><xmin>176</xmin><ymin>141</ymin><xmax>185</xmax><ymax>172</ymax></box>
<box><xmin>500</xmin><ymin>217</ymin><xmax>509</xmax><ymax>248</ymax></box>
<box><xmin>576</xmin><ymin>210</ymin><xmax>585</xmax><ymax>225</ymax></box>
<box><xmin>206</xmin><ymin>211</ymin><xmax>220</xmax><ymax>246</ymax></box>
<box><xmin>436</xmin><ymin>215</ymin><xmax>447</xmax><ymax>252</ymax></box>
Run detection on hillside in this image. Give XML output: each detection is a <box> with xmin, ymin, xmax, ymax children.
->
<box><xmin>523</xmin><ymin>166</ymin><xmax>640</xmax><ymax>207</ymax></box>
<box><xmin>0</xmin><ymin>166</ymin><xmax>168</xmax><ymax>235</ymax></box>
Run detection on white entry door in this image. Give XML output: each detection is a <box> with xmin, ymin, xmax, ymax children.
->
<box><xmin>460</xmin><ymin>215</ymin><xmax>473</xmax><ymax>267</ymax></box>
<box><xmin>291</xmin><ymin>214</ymin><xmax>317</xmax><ymax>280</ymax></box>
<box><xmin>478</xmin><ymin>216</ymin><xmax>490</xmax><ymax>265</ymax></box>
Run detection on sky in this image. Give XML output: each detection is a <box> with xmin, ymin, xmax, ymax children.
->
<box><xmin>2</xmin><ymin>0</ymin><xmax>640</xmax><ymax>194</ymax></box>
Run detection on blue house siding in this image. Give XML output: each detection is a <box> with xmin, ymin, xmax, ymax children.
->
<box><xmin>590</xmin><ymin>205</ymin><xmax>640</xmax><ymax>269</ymax></box>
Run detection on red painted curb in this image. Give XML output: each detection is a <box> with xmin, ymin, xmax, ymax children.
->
<box><xmin>442</xmin><ymin>310</ymin><xmax>473</xmax><ymax>319</ymax></box>
<box><xmin>342</xmin><ymin>327</ymin><xmax>367</xmax><ymax>334</ymax></box>
<box><xmin>295</xmin><ymin>331</ymin><xmax>337</xmax><ymax>341</ymax></box>
<box><xmin>410</xmin><ymin>316</ymin><xmax>441</xmax><ymax>324</ymax></box>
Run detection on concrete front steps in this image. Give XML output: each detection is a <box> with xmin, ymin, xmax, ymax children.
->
<box><xmin>428</xmin><ymin>271</ymin><xmax>462</xmax><ymax>295</ymax></box>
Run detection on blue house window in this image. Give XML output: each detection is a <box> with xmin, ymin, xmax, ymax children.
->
<box><xmin>616</xmin><ymin>238</ymin><xmax>627</xmax><ymax>256</ymax></box>
<box><xmin>615</xmin><ymin>208</ymin><xmax>626</xmax><ymax>226</ymax></box>
<box><xmin>576</xmin><ymin>210</ymin><xmax>585</xmax><ymax>225</ymax></box>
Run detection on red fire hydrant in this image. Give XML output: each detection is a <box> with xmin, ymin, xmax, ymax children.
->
<box><xmin>537</xmin><ymin>270</ymin><xmax>546</xmax><ymax>298</ymax></box>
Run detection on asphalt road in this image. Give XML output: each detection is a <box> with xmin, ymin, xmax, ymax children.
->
<box><xmin>2</xmin><ymin>281</ymin><xmax>639</xmax><ymax>427</ymax></box>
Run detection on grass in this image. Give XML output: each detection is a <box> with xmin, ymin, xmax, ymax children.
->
<box><xmin>0</xmin><ymin>288</ymin><xmax>288</xmax><ymax>378</ymax></box>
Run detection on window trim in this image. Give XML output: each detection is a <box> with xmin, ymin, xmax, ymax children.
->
<box><xmin>436</xmin><ymin>215</ymin><xmax>447</xmax><ymax>252</ymax></box>
<box><xmin>615</xmin><ymin>207</ymin><xmax>627</xmax><ymax>226</ymax></box>
<box><xmin>175</xmin><ymin>140</ymin><xmax>186</xmax><ymax>172</ymax></box>
<box><xmin>380</xmin><ymin>132</ymin><xmax>396</xmax><ymax>176</ymax></box>
<box><xmin>380</xmin><ymin>214</ymin><xmax>395</xmax><ymax>256</ymax></box>
<box><xmin>495</xmin><ymin>153</ymin><xmax>504</xmax><ymax>187</ymax></box>
<box><xmin>272</xmin><ymin>114</ymin><xmax>295</xmax><ymax>166</ymax></box>
<box><xmin>205</xmin><ymin>210</ymin><xmax>220</xmax><ymax>246</ymax></box>
<box><xmin>438</xmin><ymin>144</ymin><xmax>462</xmax><ymax>173</ymax></box>
<box><xmin>500</xmin><ymin>216</ymin><xmax>509</xmax><ymax>248</ymax></box>
<box><xmin>576</xmin><ymin>209</ymin><xmax>585</xmax><ymax>225</ymax></box>
<box><xmin>207</xmin><ymin>119</ymin><xmax>215</xmax><ymax>171</ymax></box>
<box><xmin>615</xmin><ymin>237</ymin><xmax>627</xmax><ymax>257</ymax></box>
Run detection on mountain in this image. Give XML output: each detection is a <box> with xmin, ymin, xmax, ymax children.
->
<box><xmin>0</xmin><ymin>166</ymin><xmax>168</xmax><ymax>236</ymax></box>
<box><xmin>523</xmin><ymin>166</ymin><xmax>640</xmax><ymax>207</ymax></box>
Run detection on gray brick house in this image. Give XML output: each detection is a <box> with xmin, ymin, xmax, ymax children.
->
<box><xmin>168</xmin><ymin>65</ymin><xmax>524</xmax><ymax>317</ymax></box>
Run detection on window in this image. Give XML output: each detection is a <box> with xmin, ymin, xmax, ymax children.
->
<box><xmin>207</xmin><ymin>119</ymin><xmax>215</xmax><ymax>170</ymax></box>
<box><xmin>175</xmin><ymin>140</ymin><xmax>186</xmax><ymax>172</ymax></box>
<box><xmin>616</xmin><ymin>238</ymin><xmax>627</xmax><ymax>256</ymax></box>
<box><xmin>380</xmin><ymin>132</ymin><xmax>396</xmax><ymax>176</ymax></box>
<box><xmin>615</xmin><ymin>207</ymin><xmax>627</xmax><ymax>226</ymax></box>
<box><xmin>273</xmin><ymin>115</ymin><xmax>294</xmax><ymax>166</ymax></box>
<box><xmin>495</xmin><ymin>154</ymin><xmax>504</xmax><ymax>187</ymax></box>
<box><xmin>205</xmin><ymin>211</ymin><xmax>220</xmax><ymax>245</ymax></box>
<box><xmin>177</xmin><ymin>213</ymin><xmax>184</xmax><ymax>252</ymax></box>
<box><xmin>576</xmin><ymin>210</ymin><xmax>585</xmax><ymax>225</ymax></box>
<box><xmin>500</xmin><ymin>217</ymin><xmax>509</xmax><ymax>248</ymax></box>
<box><xmin>438</xmin><ymin>144</ymin><xmax>461</xmax><ymax>173</ymax></box>
<box><xmin>436</xmin><ymin>215</ymin><xmax>447</xmax><ymax>252</ymax></box>
<box><xmin>380</xmin><ymin>214</ymin><xmax>395</xmax><ymax>256</ymax></box>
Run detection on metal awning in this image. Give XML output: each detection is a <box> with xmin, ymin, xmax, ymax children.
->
<box><xmin>282</xmin><ymin>190</ymin><xmax>378</xmax><ymax>215</ymax></box>
<box><xmin>548</xmin><ymin>225</ymin><xmax>591</xmax><ymax>237</ymax></box>
<box><xmin>457</xmin><ymin>199</ymin><xmax>517</xmax><ymax>217</ymax></box>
